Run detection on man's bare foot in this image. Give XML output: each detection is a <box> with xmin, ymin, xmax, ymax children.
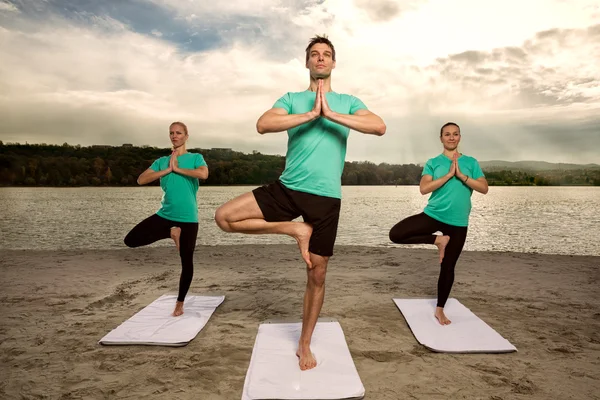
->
<box><xmin>172</xmin><ymin>301</ymin><xmax>184</xmax><ymax>317</ymax></box>
<box><xmin>435</xmin><ymin>306</ymin><xmax>451</xmax><ymax>325</ymax></box>
<box><xmin>170</xmin><ymin>227</ymin><xmax>181</xmax><ymax>251</ymax></box>
<box><xmin>292</xmin><ymin>223</ymin><xmax>313</xmax><ymax>268</ymax></box>
<box><xmin>296</xmin><ymin>345</ymin><xmax>317</xmax><ymax>370</ymax></box>
<box><xmin>434</xmin><ymin>235</ymin><xmax>450</xmax><ymax>263</ymax></box>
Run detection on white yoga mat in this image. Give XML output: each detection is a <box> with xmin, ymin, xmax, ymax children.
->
<box><xmin>242</xmin><ymin>319</ymin><xmax>365</xmax><ymax>400</ymax></box>
<box><xmin>99</xmin><ymin>294</ymin><xmax>225</xmax><ymax>346</ymax></box>
<box><xmin>393</xmin><ymin>298</ymin><xmax>517</xmax><ymax>353</ymax></box>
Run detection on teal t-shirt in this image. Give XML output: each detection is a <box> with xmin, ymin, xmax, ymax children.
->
<box><xmin>273</xmin><ymin>91</ymin><xmax>367</xmax><ymax>199</ymax></box>
<box><xmin>422</xmin><ymin>154</ymin><xmax>485</xmax><ymax>227</ymax></box>
<box><xmin>150</xmin><ymin>152</ymin><xmax>207</xmax><ymax>223</ymax></box>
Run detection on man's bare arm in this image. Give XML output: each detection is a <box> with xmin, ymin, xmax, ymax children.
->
<box><xmin>323</xmin><ymin>109</ymin><xmax>386</xmax><ymax>136</ymax></box>
<box><xmin>257</xmin><ymin>83</ymin><xmax>325</xmax><ymax>134</ymax></box>
<box><xmin>256</xmin><ymin>108</ymin><xmax>319</xmax><ymax>134</ymax></box>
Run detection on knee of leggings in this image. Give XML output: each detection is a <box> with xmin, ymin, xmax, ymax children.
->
<box><xmin>123</xmin><ymin>235</ymin><xmax>135</xmax><ymax>248</ymax></box>
<box><xmin>388</xmin><ymin>231</ymin><xmax>395</xmax><ymax>243</ymax></box>
<box><xmin>389</xmin><ymin>227</ymin><xmax>402</xmax><ymax>243</ymax></box>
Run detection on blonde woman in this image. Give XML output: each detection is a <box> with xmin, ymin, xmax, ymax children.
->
<box><xmin>124</xmin><ymin>122</ymin><xmax>208</xmax><ymax>316</ymax></box>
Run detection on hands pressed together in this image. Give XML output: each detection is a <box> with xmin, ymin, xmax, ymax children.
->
<box><xmin>167</xmin><ymin>150</ymin><xmax>179</xmax><ymax>174</ymax></box>
<box><xmin>447</xmin><ymin>153</ymin><xmax>468</xmax><ymax>183</ymax></box>
<box><xmin>309</xmin><ymin>79</ymin><xmax>333</xmax><ymax>120</ymax></box>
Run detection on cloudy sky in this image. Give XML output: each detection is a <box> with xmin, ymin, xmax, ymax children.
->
<box><xmin>1</xmin><ymin>0</ymin><xmax>598</xmax><ymax>164</ymax></box>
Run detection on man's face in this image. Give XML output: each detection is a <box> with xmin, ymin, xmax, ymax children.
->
<box><xmin>306</xmin><ymin>43</ymin><xmax>336</xmax><ymax>79</ymax></box>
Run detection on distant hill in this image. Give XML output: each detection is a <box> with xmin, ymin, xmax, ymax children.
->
<box><xmin>479</xmin><ymin>160</ymin><xmax>600</xmax><ymax>171</ymax></box>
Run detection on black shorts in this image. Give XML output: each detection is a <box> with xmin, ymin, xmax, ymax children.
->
<box><xmin>252</xmin><ymin>181</ymin><xmax>341</xmax><ymax>257</ymax></box>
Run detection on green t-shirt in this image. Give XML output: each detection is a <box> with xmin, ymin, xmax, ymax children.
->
<box><xmin>422</xmin><ymin>154</ymin><xmax>485</xmax><ymax>227</ymax></box>
<box><xmin>150</xmin><ymin>152</ymin><xmax>207</xmax><ymax>223</ymax></box>
<box><xmin>274</xmin><ymin>90</ymin><xmax>367</xmax><ymax>199</ymax></box>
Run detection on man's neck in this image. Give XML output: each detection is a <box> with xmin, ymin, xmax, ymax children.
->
<box><xmin>308</xmin><ymin>77</ymin><xmax>332</xmax><ymax>92</ymax></box>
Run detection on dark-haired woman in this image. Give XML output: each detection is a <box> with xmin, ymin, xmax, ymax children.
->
<box><xmin>389</xmin><ymin>122</ymin><xmax>488</xmax><ymax>325</ymax></box>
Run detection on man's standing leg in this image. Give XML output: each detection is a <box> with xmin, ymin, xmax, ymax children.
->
<box><xmin>295</xmin><ymin>193</ymin><xmax>340</xmax><ymax>370</ymax></box>
<box><xmin>297</xmin><ymin>253</ymin><xmax>328</xmax><ymax>370</ymax></box>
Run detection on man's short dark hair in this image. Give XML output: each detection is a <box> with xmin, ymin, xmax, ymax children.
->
<box><xmin>305</xmin><ymin>35</ymin><xmax>336</xmax><ymax>64</ymax></box>
<box><xmin>440</xmin><ymin>122</ymin><xmax>460</xmax><ymax>136</ymax></box>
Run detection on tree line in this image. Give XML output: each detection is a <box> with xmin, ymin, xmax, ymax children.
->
<box><xmin>0</xmin><ymin>142</ymin><xmax>598</xmax><ymax>187</ymax></box>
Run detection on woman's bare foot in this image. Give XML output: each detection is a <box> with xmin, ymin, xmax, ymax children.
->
<box><xmin>435</xmin><ymin>306</ymin><xmax>451</xmax><ymax>325</ymax></box>
<box><xmin>296</xmin><ymin>344</ymin><xmax>317</xmax><ymax>370</ymax></box>
<box><xmin>172</xmin><ymin>301</ymin><xmax>184</xmax><ymax>317</ymax></box>
<box><xmin>434</xmin><ymin>235</ymin><xmax>450</xmax><ymax>263</ymax></box>
<box><xmin>292</xmin><ymin>223</ymin><xmax>313</xmax><ymax>269</ymax></box>
<box><xmin>170</xmin><ymin>227</ymin><xmax>181</xmax><ymax>251</ymax></box>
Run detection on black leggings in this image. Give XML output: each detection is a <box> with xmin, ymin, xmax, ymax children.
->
<box><xmin>124</xmin><ymin>214</ymin><xmax>199</xmax><ymax>302</ymax></box>
<box><xmin>389</xmin><ymin>212</ymin><xmax>468</xmax><ymax>308</ymax></box>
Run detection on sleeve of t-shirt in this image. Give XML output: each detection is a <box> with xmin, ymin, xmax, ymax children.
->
<box><xmin>349</xmin><ymin>96</ymin><xmax>368</xmax><ymax>114</ymax></box>
<box><xmin>421</xmin><ymin>159</ymin><xmax>434</xmax><ymax>177</ymax></box>
<box><xmin>471</xmin><ymin>158</ymin><xmax>485</xmax><ymax>179</ymax></box>
<box><xmin>195</xmin><ymin>154</ymin><xmax>208</xmax><ymax>168</ymax></box>
<box><xmin>150</xmin><ymin>158</ymin><xmax>162</xmax><ymax>172</ymax></box>
<box><xmin>272</xmin><ymin>93</ymin><xmax>292</xmax><ymax>113</ymax></box>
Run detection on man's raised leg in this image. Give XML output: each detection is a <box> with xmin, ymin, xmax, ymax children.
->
<box><xmin>214</xmin><ymin>192</ymin><xmax>313</xmax><ymax>267</ymax></box>
<box><xmin>296</xmin><ymin>252</ymin><xmax>328</xmax><ymax>370</ymax></box>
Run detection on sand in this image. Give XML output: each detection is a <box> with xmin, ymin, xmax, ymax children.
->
<box><xmin>0</xmin><ymin>244</ymin><xmax>598</xmax><ymax>399</ymax></box>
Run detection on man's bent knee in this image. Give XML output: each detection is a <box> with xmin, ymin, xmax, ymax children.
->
<box><xmin>214</xmin><ymin>206</ymin><xmax>232</xmax><ymax>232</ymax></box>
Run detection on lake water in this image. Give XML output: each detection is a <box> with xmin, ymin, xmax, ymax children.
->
<box><xmin>0</xmin><ymin>186</ymin><xmax>598</xmax><ymax>256</ymax></box>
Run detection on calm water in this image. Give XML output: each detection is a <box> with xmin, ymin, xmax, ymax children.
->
<box><xmin>0</xmin><ymin>186</ymin><xmax>598</xmax><ymax>256</ymax></box>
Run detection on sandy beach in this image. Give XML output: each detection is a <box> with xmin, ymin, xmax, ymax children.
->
<box><xmin>1</xmin><ymin>244</ymin><xmax>598</xmax><ymax>399</ymax></box>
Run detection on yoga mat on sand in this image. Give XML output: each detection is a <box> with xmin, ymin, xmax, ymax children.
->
<box><xmin>393</xmin><ymin>298</ymin><xmax>517</xmax><ymax>353</ymax></box>
<box><xmin>99</xmin><ymin>294</ymin><xmax>224</xmax><ymax>346</ymax></box>
<box><xmin>242</xmin><ymin>318</ymin><xmax>365</xmax><ymax>400</ymax></box>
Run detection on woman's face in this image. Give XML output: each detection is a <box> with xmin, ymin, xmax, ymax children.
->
<box><xmin>440</xmin><ymin>125</ymin><xmax>461</xmax><ymax>151</ymax></box>
<box><xmin>169</xmin><ymin>124</ymin><xmax>188</xmax><ymax>148</ymax></box>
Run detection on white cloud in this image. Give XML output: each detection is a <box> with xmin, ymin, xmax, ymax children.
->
<box><xmin>148</xmin><ymin>0</ymin><xmax>310</xmax><ymax>18</ymax></box>
<box><xmin>0</xmin><ymin>1</ymin><xmax>19</xmax><ymax>13</ymax></box>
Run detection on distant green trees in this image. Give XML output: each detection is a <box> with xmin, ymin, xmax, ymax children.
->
<box><xmin>342</xmin><ymin>161</ymin><xmax>423</xmax><ymax>185</ymax></box>
<box><xmin>0</xmin><ymin>143</ymin><xmax>598</xmax><ymax>186</ymax></box>
<box><xmin>483</xmin><ymin>169</ymin><xmax>600</xmax><ymax>186</ymax></box>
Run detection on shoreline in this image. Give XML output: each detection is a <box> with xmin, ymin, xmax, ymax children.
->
<box><xmin>1</xmin><ymin>245</ymin><xmax>598</xmax><ymax>399</ymax></box>
<box><xmin>2</xmin><ymin>244</ymin><xmax>599</xmax><ymax>258</ymax></box>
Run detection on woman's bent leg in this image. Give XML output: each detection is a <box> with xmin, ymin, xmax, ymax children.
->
<box><xmin>124</xmin><ymin>214</ymin><xmax>171</xmax><ymax>248</ymax></box>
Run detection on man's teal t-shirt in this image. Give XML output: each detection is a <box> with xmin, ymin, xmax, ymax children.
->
<box><xmin>273</xmin><ymin>91</ymin><xmax>367</xmax><ymax>199</ymax></box>
<box><xmin>422</xmin><ymin>154</ymin><xmax>485</xmax><ymax>227</ymax></box>
<box><xmin>150</xmin><ymin>152</ymin><xmax>207</xmax><ymax>223</ymax></box>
